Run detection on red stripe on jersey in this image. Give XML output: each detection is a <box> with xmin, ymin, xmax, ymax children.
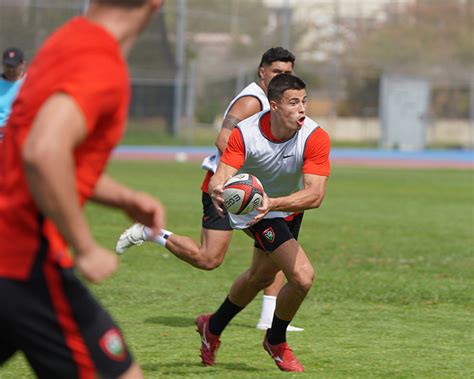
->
<box><xmin>200</xmin><ymin>170</ymin><xmax>214</xmax><ymax>194</ymax></box>
<box><xmin>284</xmin><ymin>212</ymin><xmax>300</xmax><ymax>221</ymax></box>
<box><xmin>42</xmin><ymin>263</ymin><xmax>96</xmax><ymax>378</ymax></box>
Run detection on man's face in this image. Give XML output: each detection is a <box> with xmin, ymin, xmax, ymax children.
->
<box><xmin>271</xmin><ymin>89</ymin><xmax>307</xmax><ymax>133</ymax></box>
<box><xmin>259</xmin><ymin>61</ymin><xmax>294</xmax><ymax>91</ymax></box>
<box><xmin>2</xmin><ymin>63</ymin><xmax>24</xmax><ymax>81</ymax></box>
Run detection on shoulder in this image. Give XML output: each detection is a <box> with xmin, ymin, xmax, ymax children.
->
<box><xmin>227</xmin><ymin>95</ymin><xmax>263</xmax><ymax>120</ymax></box>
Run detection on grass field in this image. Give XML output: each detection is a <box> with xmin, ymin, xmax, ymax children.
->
<box><xmin>2</xmin><ymin>162</ymin><xmax>473</xmax><ymax>378</ymax></box>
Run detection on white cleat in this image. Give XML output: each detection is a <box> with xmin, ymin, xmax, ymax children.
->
<box><xmin>115</xmin><ymin>223</ymin><xmax>145</xmax><ymax>254</ymax></box>
<box><xmin>256</xmin><ymin>321</ymin><xmax>304</xmax><ymax>332</ymax></box>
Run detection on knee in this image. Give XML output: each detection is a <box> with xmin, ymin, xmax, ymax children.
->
<box><xmin>291</xmin><ymin>267</ymin><xmax>315</xmax><ymax>294</ymax></box>
<box><xmin>200</xmin><ymin>256</ymin><xmax>224</xmax><ymax>270</ymax></box>
<box><xmin>199</xmin><ymin>250</ymin><xmax>225</xmax><ymax>270</ymax></box>
<box><xmin>246</xmin><ymin>271</ymin><xmax>276</xmax><ymax>290</ymax></box>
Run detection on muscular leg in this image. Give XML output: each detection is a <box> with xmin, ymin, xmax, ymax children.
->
<box><xmin>208</xmin><ymin>247</ymin><xmax>280</xmax><ymax>335</ymax></box>
<box><xmin>228</xmin><ymin>248</ymin><xmax>281</xmax><ymax>308</ymax></box>
<box><xmin>263</xmin><ymin>270</ymin><xmax>285</xmax><ymax>296</ymax></box>
<box><xmin>164</xmin><ymin>228</ymin><xmax>232</xmax><ymax>270</ymax></box>
<box><xmin>269</xmin><ymin>239</ymin><xmax>314</xmax><ymax>321</ymax></box>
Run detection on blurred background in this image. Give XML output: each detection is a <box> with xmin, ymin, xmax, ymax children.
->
<box><xmin>1</xmin><ymin>0</ymin><xmax>473</xmax><ymax>150</ymax></box>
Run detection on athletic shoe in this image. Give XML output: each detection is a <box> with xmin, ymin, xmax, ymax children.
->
<box><xmin>263</xmin><ymin>331</ymin><xmax>304</xmax><ymax>372</ymax></box>
<box><xmin>256</xmin><ymin>320</ymin><xmax>304</xmax><ymax>332</ymax></box>
<box><xmin>195</xmin><ymin>313</ymin><xmax>221</xmax><ymax>366</ymax></box>
<box><xmin>115</xmin><ymin>223</ymin><xmax>145</xmax><ymax>254</ymax></box>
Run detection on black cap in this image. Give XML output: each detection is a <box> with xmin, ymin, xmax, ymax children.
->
<box><xmin>2</xmin><ymin>47</ymin><xmax>24</xmax><ymax>67</ymax></box>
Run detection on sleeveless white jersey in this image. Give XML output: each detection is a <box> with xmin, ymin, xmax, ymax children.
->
<box><xmin>201</xmin><ymin>82</ymin><xmax>269</xmax><ymax>173</ymax></box>
<box><xmin>229</xmin><ymin>111</ymin><xmax>320</xmax><ymax>229</ymax></box>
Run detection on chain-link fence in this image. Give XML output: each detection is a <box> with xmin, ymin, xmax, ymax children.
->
<box><xmin>1</xmin><ymin>0</ymin><xmax>472</xmax><ymax>148</ymax></box>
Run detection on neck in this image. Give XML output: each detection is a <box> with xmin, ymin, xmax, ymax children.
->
<box><xmin>85</xmin><ymin>4</ymin><xmax>148</xmax><ymax>58</ymax></box>
<box><xmin>269</xmin><ymin>112</ymin><xmax>295</xmax><ymax>140</ymax></box>
<box><xmin>2</xmin><ymin>73</ymin><xmax>22</xmax><ymax>82</ymax></box>
<box><xmin>258</xmin><ymin>77</ymin><xmax>268</xmax><ymax>94</ymax></box>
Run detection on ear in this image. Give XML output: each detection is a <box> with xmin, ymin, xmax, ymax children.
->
<box><xmin>269</xmin><ymin>100</ymin><xmax>278</xmax><ymax>111</ymax></box>
<box><xmin>258</xmin><ymin>66</ymin><xmax>265</xmax><ymax>80</ymax></box>
<box><xmin>150</xmin><ymin>0</ymin><xmax>164</xmax><ymax>11</ymax></box>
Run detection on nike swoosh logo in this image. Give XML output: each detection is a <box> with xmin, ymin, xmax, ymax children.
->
<box><xmin>202</xmin><ymin>322</ymin><xmax>211</xmax><ymax>349</ymax></box>
<box><xmin>283</xmin><ymin>155</ymin><xmax>294</xmax><ymax>159</ymax></box>
<box><xmin>265</xmin><ymin>340</ymin><xmax>284</xmax><ymax>363</ymax></box>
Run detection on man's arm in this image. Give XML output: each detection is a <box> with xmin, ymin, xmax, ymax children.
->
<box><xmin>251</xmin><ymin>174</ymin><xmax>328</xmax><ymax>225</ymax></box>
<box><xmin>208</xmin><ymin>162</ymin><xmax>239</xmax><ymax>215</ymax></box>
<box><xmin>215</xmin><ymin>96</ymin><xmax>262</xmax><ymax>154</ymax></box>
<box><xmin>23</xmin><ymin>93</ymin><xmax>115</xmax><ymax>283</ymax></box>
<box><xmin>269</xmin><ymin>174</ymin><xmax>327</xmax><ymax>212</ymax></box>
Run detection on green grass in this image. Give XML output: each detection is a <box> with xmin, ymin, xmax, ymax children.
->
<box><xmin>2</xmin><ymin>163</ymin><xmax>473</xmax><ymax>378</ymax></box>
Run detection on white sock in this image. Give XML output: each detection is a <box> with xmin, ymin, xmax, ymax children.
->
<box><xmin>143</xmin><ymin>227</ymin><xmax>173</xmax><ymax>247</ymax></box>
<box><xmin>259</xmin><ymin>295</ymin><xmax>276</xmax><ymax>324</ymax></box>
<box><xmin>154</xmin><ymin>229</ymin><xmax>173</xmax><ymax>247</ymax></box>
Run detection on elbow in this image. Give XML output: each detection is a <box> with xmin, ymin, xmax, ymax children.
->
<box><xmin>310</xmin><ymin>194</ymin><xmax>325</xmax><ymax>209</ymax></box>
<box><xmin>22</xmin><ymin>142</ymin><xmax>44</xmax><ymax>171</ymax></box>
<box><xmin>22</xmin><ymin>139</ymin><xmax>60</xmax><ymax>174</ymax></box>
<box><xmin>312</xmin><ymin>201</ymin><xmax>322</xmax><ymax>209</ymax></box>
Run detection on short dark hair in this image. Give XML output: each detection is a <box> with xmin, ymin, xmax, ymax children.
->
<box><xmin>92</xmin><ymin>0</ymin><xmax>148</xmax><ymax>7</ymax></box>
<box><xmin>267</xmin><ymin>73</ymin><xmax>306</xmax><ymax>102</ymax></box>
<box><xmin>259</xmin><ymin>47</ymin><xmax>295</xmax><ymax>68</ymax></box>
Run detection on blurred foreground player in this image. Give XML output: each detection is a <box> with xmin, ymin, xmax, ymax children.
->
<box><xmin>0</xmin><ymin>0</ymin><xmax>165</xmax><ymax>378</ymax></box>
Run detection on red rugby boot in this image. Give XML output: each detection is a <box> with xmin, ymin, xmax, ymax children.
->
<box><xmin>195</xmin><ymin>313</ymin><xmax>221</xmax><ymax>366</ymax></box>
<box><xmin>263</xmin><ymin>331</ymin><xmax>304</xmax><ymax>372</ymax></box>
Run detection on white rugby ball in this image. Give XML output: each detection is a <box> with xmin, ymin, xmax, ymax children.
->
<box><xmin>223</xmin><ymin>173</ymin><xmax>264</xmax><ymax>215</ymax></box>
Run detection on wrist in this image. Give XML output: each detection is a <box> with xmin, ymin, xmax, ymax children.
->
<box><xmin>73</xmin><ymin>235</ymin><xmax>96</xmax><ymax>256</ymax></box>
<box><xmin>267</xmin><ymin>197</ymin><xmax>278</xmax><ymax>212</ymax></box>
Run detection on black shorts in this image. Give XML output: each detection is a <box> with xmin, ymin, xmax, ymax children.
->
<box><xmin>0</xmin><ymin>252</ymin><xmax>133</xmax><ymax>378</ymax></box>
<box><xmin>201</xmin><ymin>191</ymin><xmax>232</xmax><ymax>231</ymax></box>
<box><xmin>248</xmin><ymin>213</ymin><xmax>304</xmax><ymax>252</ymax></box>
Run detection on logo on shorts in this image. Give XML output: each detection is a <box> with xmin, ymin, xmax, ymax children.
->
<box><xmin>99</xmin><ymin>328</ymin><xmax>126</xmax><ymax>361</ymax></box>
<box><xmin>262</xmin><ymin>227</ymin><xmax>275</xmax><ymax>243</ymax></box>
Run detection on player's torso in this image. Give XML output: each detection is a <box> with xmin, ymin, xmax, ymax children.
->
<box><xmin>237</xmin><ymin>112</ymin><xmax>319</xmax><ymax>198</ymax></box>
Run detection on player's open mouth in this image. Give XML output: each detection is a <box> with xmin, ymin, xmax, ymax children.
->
<box><xmin>296</xmin><ymin>116</ymin><xmax>305</xmax><ymax>126</ymax></box>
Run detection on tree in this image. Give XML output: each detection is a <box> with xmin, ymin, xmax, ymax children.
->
<box><xmin>339</xmin><ymin>0</ymin><xmax>473</xmax><ymax>117</ymax></box>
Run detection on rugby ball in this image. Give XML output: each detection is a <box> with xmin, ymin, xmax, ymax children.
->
<box><xmin>223</xmin><ymin>174</ymin><xmax>264</xmax><ymax>215</ymax></box>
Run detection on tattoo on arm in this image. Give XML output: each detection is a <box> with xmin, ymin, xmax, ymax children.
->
<box><xmin>221</xmin><ymin>115</ymin><xmax>242</xmax><ymax>130</ymax></box>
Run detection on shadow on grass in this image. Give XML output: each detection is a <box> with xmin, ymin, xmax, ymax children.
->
<box><xmin>144</xmin><ymin>316</ymin><xmax>260</xmax><ymax>331</ymax></box>
<box><xmin>144</xmin><ymin>316</ymin><xmax>194</xmax><ymax>327</ymax></box>
<box><xmin>142</xmin><ymin>360</ymin><xmax>265</xmax><ymax>374</ymax></box>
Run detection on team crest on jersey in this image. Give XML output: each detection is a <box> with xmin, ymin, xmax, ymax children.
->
<box><xmin>262</xmin><ymin>227</ymin><xmax>275</xmax><ymax>242</ymax></box>
<box><xmin>99</xmin><ymin>328</ymin><xmax>126</xmax><ymax>361</ymax></box>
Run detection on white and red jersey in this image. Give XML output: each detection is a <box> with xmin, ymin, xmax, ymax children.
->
<box><xmin>221</xmin><ymin>111</ymin><xmax>330</xmax><ymax>229</ymax></box>
<box><xmin>201</xmin><ymin>82</ymin><xmax>269</xmax><ymax>175</ymax></box>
